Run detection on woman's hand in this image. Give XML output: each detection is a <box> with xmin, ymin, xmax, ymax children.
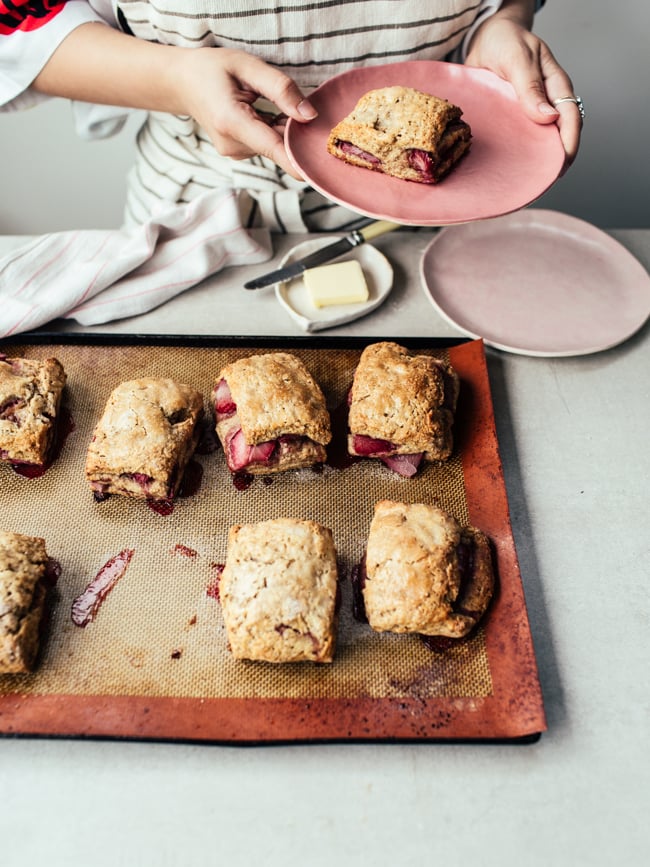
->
<box><xmin>173</xmin><ymin>47</ymin><xmax>316</xmax><ymax>177</ymax></box>
<box><xmin>465</xmin><ymin>15</ymin><xmax>582</xmax><ymax>167</ymax></box>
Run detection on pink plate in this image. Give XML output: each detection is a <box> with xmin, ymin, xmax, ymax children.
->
<box><xmin>420</xmin><ymin>210</ymin><xmax>650</xmax><ymax>356</ymax></box>
<box><xmin>285</xmin><ymin>60</ymin><xmax>565</xmax><ymax>226</ymax></box>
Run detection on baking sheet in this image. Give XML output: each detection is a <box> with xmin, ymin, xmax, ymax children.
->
<box><xmin>0</xmin><ymin>337</ymin><xmax>545</xmax><ymax>742</ymax></box>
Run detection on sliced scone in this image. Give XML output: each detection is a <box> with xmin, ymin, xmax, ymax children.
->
<box><xmin>213</xmin><ymin>352</ymin><xmax>331</xmax><ymax>475</ymax></box>
<box><xmin>327</xmin><ymin>86</ymin><xmax>471</xmax><ymax>183</ymax></box>
<box><xmin>86</xmin><ymin>378</ymin><xmax>204</xmax><ymax>502</ymax></box>
<box><xmin>347</xmin><ymin>341</ymin><xmax>459</xmax><ymax>476</ymax></box>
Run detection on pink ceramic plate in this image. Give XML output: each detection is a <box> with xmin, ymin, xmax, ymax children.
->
<box><xmin>420</xmin><ymin>210</ymin><xmax>650</xmax><ymax>356</ymax></box>
<box><xmin>285</xmin><ymin>61</ymin><xmax>565</xmax><ymax>226</ymax></box>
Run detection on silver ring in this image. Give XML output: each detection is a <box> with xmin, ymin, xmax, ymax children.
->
<box><xmin>552</xmin><ymin>95</ymin><xmax>585</xmax><ymax>121</ymax></box>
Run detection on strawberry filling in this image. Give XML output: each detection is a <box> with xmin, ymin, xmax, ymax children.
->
<box><xmin>226</xmin><ymin>427</ymin><xmax>277</xmax><ymax>471</ymax></box>
<box><xmin>214</xmin><ymin>378</ymin><xmax>236</xmax><ymax>418</ymax></box>
<box><xmin>0</xmin><ymin>396</ymin><xmax>22</xmax><ymax>422</ymax></box>
<box><xmin>381</xmin><ymin>453</ymin><xmax>423</xmax><ymax>478</ymax></box>
<box><xmin>407</xmin><ymin>148</ymin><xmax>437</xmax><ymax>183</ymax></box>
<box><xmin>334</xmin><ymin>139</ymin><xmax>381</xmax><ymax>166</ymax></box>
<box><xmin>216</xmin><ymin>378</ymin><xmax>324</xmax><ymax>473</ymax></box>
<box><xmin>351</xmin><ymin>434</ymin><xmax>423</xmax><ymax>477</ymax></box>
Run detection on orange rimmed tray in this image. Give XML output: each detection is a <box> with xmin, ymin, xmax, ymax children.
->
<box><xmin>0</xmin><ymin>337</ymin><xmax>545</xmax><ymax>743</ymax></box>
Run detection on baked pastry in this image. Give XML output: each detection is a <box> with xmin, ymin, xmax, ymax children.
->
<box><xmin>0</xmin><ymin>531</ymin><xmax>50</xmax><ymax>673</ymax></box>
<box><xmin>85</xmin><ymin>378</ymin><xmax>204</xmax><ymax>502</ymax></box>
<box><xmin>361</xmin><ymin>501</ymin><xmax>494</xmax><ymax>639</ymax></box>
<box><xmin>213</xmin><ymin>352</ymin><xmax>331</xmax><ymax>475</ymax></box>
<box><xmin>220</xmin><ymin>518</ymin><xmax>338</xmax><ymax>663</ymax></box>
<box><xmin>0</xmin><ymin>354</ymin><xmax>66</xmax><ymax>468</ymax></box>
<box><xmin>347</xmin><ymin>341</ymin><xmax>459</xmax><ymax>476</ymax></box>
<box><xmin>327</xmin><ymin>86</ymin><xmax>471</xmax><ymax>183</ymax></box>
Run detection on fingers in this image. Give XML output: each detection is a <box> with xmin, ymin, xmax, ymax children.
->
<box><xmin>538</xmin><ymin>45</ymin><xmax>582</xmax><ymax>167</ymax></box>
<box><xmin>500</xmin><ymin>37</ymin><xmax>583</xmax><ymax>167</ymax></box>
<box><xmin>211</xmin><ymin>50</ymin><xmax>315</xmax><ymax>176</ymax></box>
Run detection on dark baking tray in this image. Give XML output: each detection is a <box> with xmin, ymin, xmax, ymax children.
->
<box><xmin>0</xmin><ymin>335</ymin><xmax>545</xmax><ymax>743</ymax></box>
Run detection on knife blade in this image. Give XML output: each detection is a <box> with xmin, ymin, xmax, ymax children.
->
<box><xmin>244</xmin><ymin>220</ymin><xmax>401</xmax><ymax>289</ymax></box>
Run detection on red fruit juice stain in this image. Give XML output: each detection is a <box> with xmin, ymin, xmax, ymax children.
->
<box><xmin>11</xmin><ymin>406</ymin><xmax>76</xmax><ymax>478</ymax></box>
<box><xmin>232</xmin><ymin>471</ymin><xmax>253</xmax><ymax>491</ymax></box>
<box><xmin>326</xmin><ymin>396</ymin><xmax>359</xmax><ymax>471</ymax></box>
<box><xmin>419</xmin><ymin>635</ymin><xmax>458</xmax><ymax>653</ymax></box>
<box><xmin>44</xmin><ymin>558</ymin><xmax>61</xmax><ymax>588</ymax></box>
<box><xmin>172</xmin><ymin>544</ymin><xmax>198</xmax><ymax>559</ymax></box>
<box><xmin>71</xmin><ymin>548</ymin><xmax>135</xmax><ymax>627</ymax></box>
<box><xmin>148</xmin><ymin>499</ymin><xmax>174</xmax><ymax>516</ymax></box>
<box><xmin>206</xmin><ymin>563</ymin><xmax>224</xmax><ymax>601</ymax></box>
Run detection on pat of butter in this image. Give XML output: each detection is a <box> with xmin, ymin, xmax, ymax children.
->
<box><xmin>304</xmin><ymin>259</ymin><xmax>369</xmax><ymax>308</ymax></box>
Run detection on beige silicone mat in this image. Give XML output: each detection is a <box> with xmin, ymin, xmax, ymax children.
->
<box><xmin>0</xmin><ymin>338</ymin><xmax>544</xmax><ymax>742</ymax></box>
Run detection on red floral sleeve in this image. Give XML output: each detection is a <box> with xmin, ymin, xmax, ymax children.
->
<box><xmin>0</xmin><ymin>1</ymin><xmax>67</xmax><ymax>35</ymax></box>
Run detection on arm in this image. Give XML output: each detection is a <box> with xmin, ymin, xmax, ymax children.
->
<box><xmin>31</xmin><ymin>23</ymin><xmax>317</xmax><ymax>176</ymax></box>
<box><xmin>465</xmin><ymin>0</ymin><xmax>582</xmax><ymax>166</ymax></box>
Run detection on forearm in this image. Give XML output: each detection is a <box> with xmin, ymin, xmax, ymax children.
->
<box><xmin>32</xmin><ymin>23</ymin><xmax>188</xmax><ymax>114</ymax></box>
<box><xmin>492</xmin><ymin>0</ymin><xmax>536</xmax><ymax>30</ymax></box>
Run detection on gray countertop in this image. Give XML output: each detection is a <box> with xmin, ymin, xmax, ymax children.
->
<box><xmin>1</xmin><ymin>227</ymin><xmax>649</xmax><ymax>867</ymax></box>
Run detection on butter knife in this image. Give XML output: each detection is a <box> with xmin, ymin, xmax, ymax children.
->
<box><xmin>244</xmin><ymin>220</ymin><xmax>400</xmax><ymax>289</ymax></box>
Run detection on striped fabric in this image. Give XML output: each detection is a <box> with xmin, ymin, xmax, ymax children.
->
<box><xmin>117</xmin><ymin>0</ymin><xmax>500</xmax><ymax>229</ymax></box>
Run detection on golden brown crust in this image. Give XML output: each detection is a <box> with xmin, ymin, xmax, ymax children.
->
<box><xmin>216</xmin><ymin>353</ymin><xmax>331</xmax><ymax>445</ymax></box>
<box><xmin>220</xmin><ymin>518</ymin><xmax>338</xmax><ymax>663</ymax></box>
<box><xmin>327</xmin><ymin>86</ymin><xmax>471</xmax><ymax>183</ymax></box>
<box><xmin>0</xmin><ymin>355</ymin><xmax>66</xmax><ymax>466</ymax></box>
<box><xmin>85</xmin><ymin>378</ymin><xmax>204</xmax><ymax>501</ymax></box>
<box><xmin>0</xmin><ymin>530</ymin><xmax>49</xmax><ymax>673</ymax></box>
<box><xmin>347</xmin><ymin>342</ymin><xmax>459</xmax><ymax>461</ymax></box>
<box><xmin>363</xmin><ymin>500</ymin><xmax>493</xmax><ymax>639</ymax></box>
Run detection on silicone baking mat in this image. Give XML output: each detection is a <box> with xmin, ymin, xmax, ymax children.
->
<box><xmin>0</xmin><ymin>337</ymin><xmax>545</xmax><ymax>742</ymax></box>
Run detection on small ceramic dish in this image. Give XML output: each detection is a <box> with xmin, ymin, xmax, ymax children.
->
<box><xmin>275</xmin><ymin>236</ymin><xmax>393</xmax><ymax>332</ymax></box>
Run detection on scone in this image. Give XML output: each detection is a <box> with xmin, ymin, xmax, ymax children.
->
<box><xmin>220</xmin><ymin>518</ymin><xmax>338</xmax><ymax>663</ymax></box>
<box><xmin>327</xmin><ymin>86</ymin><xmax>471</xmax><ymax>183</ymax></box>
<box><xmin>213</xmin><ymin>352</ymin><xmax>331</xmax><ymax>475</ymax></box>
<box><xmin>361</xmin><ymin>501</ymin><xmax>494</xmax><ymax>639</ymax></box>
<box><xmin>86</xmin><ymin>378</ymin><xmax>204</xmax><ymax>502</ymax></box>
<box><xmin>347</xmin><ymin>341</ymin><xmax>459</xmax><ymax>476</ymax></box>
<box><xmin>0</xmin><ymin>531</ymin><xmax>50</xmax><ymax>673</ymax></box>
<box><xmin>0</xmin><ymin>354</ymin><xmax>66</xmax><ymax>468</ymax></box>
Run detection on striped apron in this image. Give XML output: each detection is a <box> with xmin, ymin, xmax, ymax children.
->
<box><xmin>116</xmin><ymin>0</ymin><xmax>492</xmax><ymax>230</ymax></box>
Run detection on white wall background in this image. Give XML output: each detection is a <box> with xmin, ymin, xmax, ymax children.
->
<box><xmin>0</xmin><ymin>0</ymin><xmax>648</xmax><ymax>234</ymax></box>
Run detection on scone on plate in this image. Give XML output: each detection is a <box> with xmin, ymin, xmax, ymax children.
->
<box><xmin>327</xmin><ymin>86</ymin><xmax>471</xmax><ymax>184</ymax></box>
<box><xmin>212</xmin><ymin>352</ymin><xmax>331</xmax><ymax>475</ymax></box>
<box><xmin>0</xmin><ymin>530</ymin><xmax>50</xmax><ymax>673</ymax></box>
<box><xmin>86</xmin><ymin>378</ymin><xmax>204</xmax><ymax>502</ymax></box>
<box><xmin>361</xmin><ymin>501</ymin><xmax>494</xmax><ymax>639</ymax></box>
<box><xmin>220</xmin><ymin>518</ymin><xmax>338</xmax><ymax>663</ymax></box>
<box><xmin>0</xmin><ymin>354</ymin><xmax>66</xmax><ymax>469</ymax></box>
<box><xmin>347</xmin><ymin>341</ymin><xmax>459</xmax><ymax>476</ymax></box>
